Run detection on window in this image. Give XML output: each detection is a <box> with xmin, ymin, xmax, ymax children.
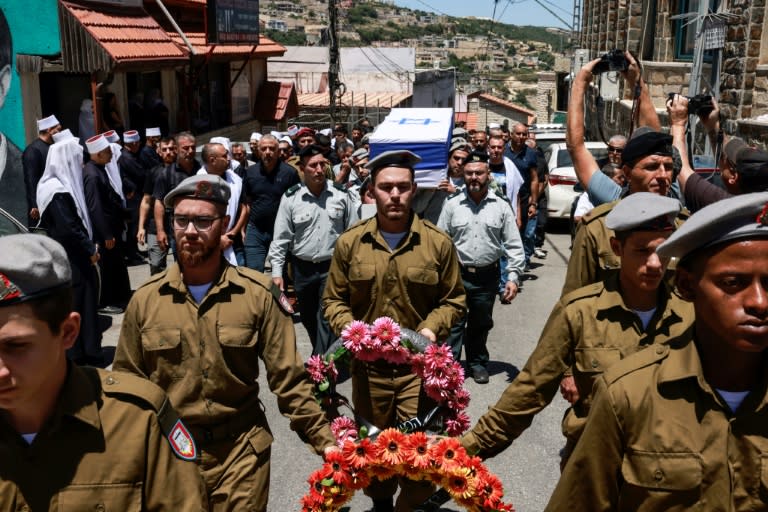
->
<box><xmin>674</xmin><ymin>0</ymin><xmax>719</xmax><ymax>61</ymax></box>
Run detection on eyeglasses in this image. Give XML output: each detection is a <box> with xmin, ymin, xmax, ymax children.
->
<box><xmin>172</xmin><ymin>215</ymin><xmax>223</xmax><ymax>231</ymax></box>
<box><xmin>608</xmin><ymin>146</ymin><xmax>623</xmax><ymax>153</ymax></box>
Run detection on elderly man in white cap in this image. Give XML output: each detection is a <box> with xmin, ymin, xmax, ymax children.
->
<box><xmin>22</xmin><ymin>114</ymin><xmax>62</xmax><ymax>227</ymax></box>
<box><xmin>248</xmin><ymin>131</ymin><xmax>261</xmax><ymax>162</ymax></box>
<box><xmin>119</xmin><ymin>130</ymin><xmax>148</xmax><ymax>264</ymax></box>
<box><xmin>139</xmin><ymin>126</ymin><xmax>162</xmax><ymax>169</ymax></box>
<box><xmin>36</xmin><ymin>129</ymin><xmax>103</xmax><ymax>365</ymax></box>
<box><xmin>82</xmin><ymin>134</ymin><xmax>131</xmax><ymax>315</ymax></box>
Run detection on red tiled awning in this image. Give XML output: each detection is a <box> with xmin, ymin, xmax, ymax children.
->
<box><xmin>167</xmin><ymin>32</ymin><xmax>286</xmax><ymax>60</ymax></box>
<box><xmin>59</xmin><ymin>0</ymin><xmax>189</xmax><ymax>72</ymax></box>
<box><xmin>254</xmin><ymin>81</ymin><xmax>298</xmax><ymax>122</ymax></box>
<box><xmin>454</xmin><ymin>112</ymin><xmax>478</xmax><ymax>131</ymax></box>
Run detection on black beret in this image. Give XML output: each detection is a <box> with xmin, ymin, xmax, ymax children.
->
<box><xmin>298</xmin><ymin>144</ymin><xmax>325</xmax><ymax>159</ymax></box>
<box><xmin>621</xmin><ymin>127</ymin><xmax>674</xmax><ymax>166</ymax></box>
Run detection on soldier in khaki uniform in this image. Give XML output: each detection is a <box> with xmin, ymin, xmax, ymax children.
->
<box><xmin>547</xmin><ymin>191</ymin><xmax>768</xmax><ymax>511</ymax></box>
<box><xmin>462</xmin><ymin>193</ymin><xmax>693</xmax><ymax>468</ymax></box>
<box><xmin>0</xmin><ymin>234</ymin><xmax>205</xmax><ymax>511</ymax></box>
<box><xmin>562</xmin><ymin>127</ymin><xmax>686</xmax><ymax>296</ymax></box>
<box><xmin>113</xmin><ymin>174</ymin><xmax>336</xmax><ymax>512</ymax></box>
<box><xmin>323</xmin><ymin>150</ymin><xmax>466</xmax><ymax>512</ymax></box>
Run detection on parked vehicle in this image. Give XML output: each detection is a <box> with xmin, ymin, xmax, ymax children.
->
<box><xmin>544</xmin><ymin>142</ymin><xmax>608</xmax><ymax>219</ymax></box>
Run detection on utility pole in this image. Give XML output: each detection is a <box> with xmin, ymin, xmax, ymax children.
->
<box><xmin>328</xmin><ymin>0</ymin><xmax>340</xmax><ymax>126</ymax></box>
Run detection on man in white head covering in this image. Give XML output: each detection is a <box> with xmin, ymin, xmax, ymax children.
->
<box><xmin>36</xmin><ymin>130</ymin><xmax>103</xmax><ymax>364</ymax></box>
<box><xmin>23</xmin><ymin>114</ymin><xmax>62</xmax><ymax>227</ymax></box>
<box><xmin>140</xmin><ymin>127</ymin><xmax>162</xmax><ymax>169</ymax></box>
<box><xmin>82</xmin><ymin>134</ymin><xmax>131</xmax><ymax>314</ymax></box>
<box><xmin>119</xmin><ymin>130</ymin><xmax>148</xmax><ymax>264</ymax></box>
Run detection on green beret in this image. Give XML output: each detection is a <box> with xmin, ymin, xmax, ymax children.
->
<box><xmin>0</xmin><ymin>234</ymin><xmax>71</xmax><ymax>306</ymax></box>
<box><xmin>656</xmin><ymin>191</ymin><xmax>768</xmax><ymax>260</ymax></box>
<box><xmin>605</xmin><ymin>193</ymin><xmax>680</xmax><ymax>233</ymax></box>
<box><xmin>163</xmin><ymin>174</ymin><xmax>231</xmax><ymax>208</ymax></box>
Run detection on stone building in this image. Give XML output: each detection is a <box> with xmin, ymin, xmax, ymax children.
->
<box><xmin>578</xmin><ymin>0</ymin><xmax>768</xmax><ymax>146</ymax></box>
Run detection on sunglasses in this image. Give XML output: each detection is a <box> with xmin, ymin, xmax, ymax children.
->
<box><xmin>608</xmin><ymin>146</ymin><xmax>623</xmax><ymax>153</ymax></box>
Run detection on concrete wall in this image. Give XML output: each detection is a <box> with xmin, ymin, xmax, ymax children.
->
<box><xmin>1</xmin><ymin>2</ymin><xmax>60</xmax><ymax>147</ymax></box>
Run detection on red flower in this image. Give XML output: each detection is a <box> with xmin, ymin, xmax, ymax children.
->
<box><xmin>324</xmin><ymin>450</ymin><xmax>352</xmax><ymax>487</ymax></box>
<box><xmin>343</xmin><ymin>437</ymin><xmax>376</xmax><ymax>469</ymax></box>
<box><xmin>347</xmin><ymin>467</ymin><xmax>372</xmax><ymax>490</ymax></box>
<box><xmin>475</xmin><ymin>470</ymin><xmax>505</xmax><ymax>509</ymax></box>
<box><xmin>366</xmin><ymin>462</ymin><xmax>396</xmax><ymax>481</ymax></box>
<box><xmin>403</xmin><ymin>431</ymin><xmax>432</xmax><ymax>470</ymax></box>
<box><xmin>430</xmin><ymin>437</ymin><xmax>466</xmax><ymax>470</ymax></box>
<box><xmin>376</xmin><ymin>428</ymin><xmax>408</xmax><ymax>466</ymax></box>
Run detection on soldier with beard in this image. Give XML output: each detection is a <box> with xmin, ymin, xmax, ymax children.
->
<box><xmin>113</xmin><ymin>174</ymin><xmax>337</xmax><ymax>511</ymax></box>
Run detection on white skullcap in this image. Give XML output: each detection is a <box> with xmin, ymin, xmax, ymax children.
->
<box><xmin>279</xmin><ymin>135</ymin><xmax>293</xmax><ymax>145</ymax></box>
<box><xmin>146</xmin><ymin>127</ymin><xmax>161</xmax><ymax>137</ymax></box>
<box><xmin>319</xmin><ymin>128</ymin><xmax>332</xmax><ymax>136</ymax></box>
<box><xmin>209</xmin><ymin>136</ymin><xmax>231</xmax><ymax>152</ymax></box>
<box><xmin>488</xmin><ymin>122</ymin><xmax>501</xmax><ymax>129</ymax></box>
<box><xmin>52</xmin><ymin>129</ymin><xmax>75</xmax><ymax>143</ymax></box>
<box><xmin>123</xmin><ymin>130</ymin><xmax>140</xmax><ymax>143</ymax></box>
<box><xmin>37</xmin><ymin>115</ymin><xmax>60</xmax><ymax>132</ymax></box>
<box><xmin>250</xmin><ymin>132</ymin><xmax>262</xmax><ymax>142</ymax></box>
<box><xmin>103</xmin><ymin>130</ymin><xmax>119</xmax><ymax>143</ymax></box>
<box><xmin>85</xmin><ymin>135</ymin><xmax>110</xmax><ymax>154</ymax></box>
<box><xmin>270</xmin><ymin>131</ymin><xmax>283</xmax><ymax>139</ymax></box>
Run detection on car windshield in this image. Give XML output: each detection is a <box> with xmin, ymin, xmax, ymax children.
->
<box><xmin>556</xmin><ymin>147</ymin><xmax>609</xmax><ymax>167</ymax></box>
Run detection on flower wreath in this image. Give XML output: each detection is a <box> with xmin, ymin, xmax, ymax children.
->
<box><xmin>301</xmin><ymin>317</ymin><xmax>514</xmax><ymax>512</ymax></box>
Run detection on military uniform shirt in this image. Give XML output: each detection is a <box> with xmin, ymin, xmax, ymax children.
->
<box><xmin>0</xmin><ymin>365</ymin><xmax>206</xmax><ymax>511</ymax></box>
<box><xmin>437</xmin><ymin>188</ymin><xmax>525</xmax><ymax>284</ymax></box>
<box><xmin>113</xmin><ymin>262</ymin><xmax>335</xmax><ymax>455</ymax></box>
<box><xmin>268</xmin><ymin>180</ymin><xmax>358</xmax><ymax>278</ymax></box>
<box><xmin>323</xmin><ymin>214</ymin><xmax>465</xmax><ymax>340</ymax></box>
<box><xmin>547</xmin><ymin>331</ymin><xmax>768</xmax><ymax>511</ymax></box>
<box><xmin>462</xmin><ymin>275</ymin><xmax>694</xmax><ymax>459</ymax></box>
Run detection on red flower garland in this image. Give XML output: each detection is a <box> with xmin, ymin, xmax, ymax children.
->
<box><xmin>300</xmin><ymin>431</ymin><xmax>514</xmax><ymax>512</ymax></box>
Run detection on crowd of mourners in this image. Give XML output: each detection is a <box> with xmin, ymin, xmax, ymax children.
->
<box><xmin>4</xmin><ymin>50</ymin><xmax>768</xmax><ymax>512</ymax></box>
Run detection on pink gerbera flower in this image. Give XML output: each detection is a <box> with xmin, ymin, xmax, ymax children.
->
<box><xmin>342</xmin><ymin>320</ymin><xmax>371</xmax><ymax>353</ymax></box>
<box><xmin>371</xmin><ymin>316</ymin><xmax>401</xmax><ymax>346</ymax></box>
<box><xmin>330</xmin><ymin>416</ymin><xmax>359</xmax><ymax>445</ymax></box>
<box><xmin>306</xmin><ymin>355</ymin><xmax>328</xmax><ymax>383</ymax></box>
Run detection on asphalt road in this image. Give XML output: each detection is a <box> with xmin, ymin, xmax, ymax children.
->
<box><xmin>105</xmin><ymin>225</ymin><xmax>573</xmax><ymax>512</ymax></box>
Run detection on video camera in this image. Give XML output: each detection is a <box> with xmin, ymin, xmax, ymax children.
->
<box><xmin>592</xmin><ymin>50</ymin><xmax>630</xmax><ymax>74</ymax></box>
<box><xmin>667</xmin><ymin>93</ymin><xmax>715</xmax><ymax>117</ymax></box>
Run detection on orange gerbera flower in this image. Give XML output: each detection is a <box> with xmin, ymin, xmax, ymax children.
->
<box><xmin>367</xmin><ymin>462</ymin><xmax>396</xmax><ymax>481</ymax></box>
<box><xmin>343</xmin><ymin>437</ymin><xmax>376</xmax><ymax>469</ymax></box>
<box><xmin>430</xmin><ymin>437</ymin><xmax>466</xmax><ymax>470</ymax></box>
<box><xmin>445</xmin><ymin>466</ymin><xmax>476</xmax><ymax>504</ymax></box>
<box><xmin>403</xmin><ymin>431</ymin><xmax>432</xmax><ymax>470</ymax></box>
<box><xmin>376</xmin><ymin>428</ymin><xmax>408</xmax><ymax>466</ymax></box>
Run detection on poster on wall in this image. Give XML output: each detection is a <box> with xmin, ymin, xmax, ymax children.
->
<box><xmin>206</xmin><ymin>0</ymin><xmax>260</xmax><ymax>45</ymax></box>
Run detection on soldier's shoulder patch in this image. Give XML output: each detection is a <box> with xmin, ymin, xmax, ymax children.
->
<box><xmin>271</xmin><ymin>284</ymin><xmax>295</xmax><ymax>314</ymax></box>
<box><xmin>167</xmin><ymin>419</ymin><xmax>197</xmax><ymax>461</ymax></box>
<box><xmin>285</xmin><ymin>184</ymin><xmax>301</xmax><ymax>197</ymax></box>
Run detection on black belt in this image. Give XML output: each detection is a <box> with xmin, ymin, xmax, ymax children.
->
<box><xmin>291</xmin><ymin>256</ymin><xmax>332</xmax><ymax>273</ymax></box>
<box><xmin>460</xmin><ymin>261</ymin><xmax>500</xmax><ymax>275</ymax></box>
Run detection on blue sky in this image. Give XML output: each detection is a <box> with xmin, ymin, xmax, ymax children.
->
<box><xmin>391</xmin><ymin>0</ymin><xmax>574</xmax><ymax>30</ymax></box>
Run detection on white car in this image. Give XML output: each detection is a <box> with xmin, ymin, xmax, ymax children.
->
<box><xmin>544</xmin><ymin>142</ymin><xmax>609</xmax><ymax>219</ymax></box>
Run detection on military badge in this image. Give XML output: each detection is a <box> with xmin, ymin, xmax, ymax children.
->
<box><xmin>168</xmin><ymin>419</ymin><xmax>197</xmax><ymax>461</ymax></box>
<box><xmin>0</xmin><ymin>273</ymin><xmax>21</xmax><ymax>303</ymax></box>
<box><xmin>757</xmin><ymin>203</ymin><xmax>768</xmax><ymax>226</ymax></box>
<box><xmin>195</xmin><ymin>180</ymin><xmax>213</xmax><ymax>198</ymax></box>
